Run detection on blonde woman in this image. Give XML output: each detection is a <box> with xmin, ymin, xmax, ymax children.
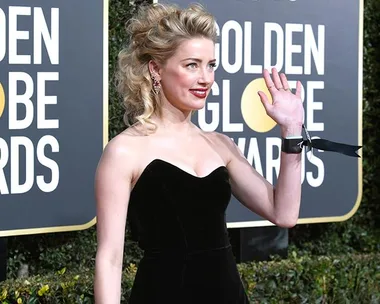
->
<box><xmin>94</xmin><ymin>3</ymin><xmax>305</xmax><ymax>303</ymax></box>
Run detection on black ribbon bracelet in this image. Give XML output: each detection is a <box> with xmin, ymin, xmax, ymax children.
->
<box><xmin>301</xmin><ymin>124</ymin><xmax>362</xmax><ymax>158</ymax></box>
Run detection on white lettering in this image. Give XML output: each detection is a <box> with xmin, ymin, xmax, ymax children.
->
<box><xmin>11</xmin><ymin>136</ymin><xmax>34</xmax><ymax>194</ymax></box>
<box><xmin>266</xmin><ymin>137</ymin><xmax>281</xmax><ymax>184</ymax></box>
<box><xmin>36</xmin><ymin>135</ymin><xmax>59</xmax><ymax>192</ymax></box>
<box><xmin>0</xmin><ymin>138</ymin><xmax>9</xmax><ymax>194</ymax></box>
<box><xmin>33</xmin><ymin>7</ymin><xmax>59</xmax><ymax>65</ymax></box>
<box><xmin>8</xmin><ymin>72</ymin><xmax>34</xmax><ymax>130</ymax></box>
<box><xmin>307</xmin><ymin>81</ymin><xmax>324</xmax><ymax>131</ymax></box>
<box><xmin>304</xmin><ymin>24</ymin><xmax>325</xmax><ymax>75</ymax></box>
<box><xmin>306</xmin><ymin>143</ymin><xmax>325</xmax><ymax>187</ymax></box>
<box><xmin>264</xmin><ymin>22</ymin><xmax>284</xmax><ymax>71</ymax></box>
<box><xmin>221</xmin><ymin>20</ymin><xmax>242</xmax><ymax>74</ymax></box>
<box><xmin>285</xmin><ymin>23</ymin><xmax>303</xmax><ymax>74</ymax></box>
<box><xmin>9</xmin><ymin>6</ymin><xmax>31</xmax><ymax>64</ymax></box>
<box><xmin>0</xmin><ymin>9</ymin><xmax>6</xmax><ymax>62</ymax></box>
<box><xmin>222</xmin><ymin>80</ymin><xmax>243</xmax><ymax>132</ymax></box>
<box><xmin>198</xmin><ymin>82</ymin><xmax>219</xmax><ymax>131</ymax></box>
<box><xmin>244</xmin><ymin>22</ymin><xmax>262</xmax><ymax>73</ymax></box>
<box><xmin>37</xmin><ymin>72</ymin><xmax>59</xmax><ymax>129</ymax></box>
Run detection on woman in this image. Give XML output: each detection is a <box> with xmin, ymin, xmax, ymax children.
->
<box><xmin>94</xmin><ymin>3</ymin><xmax>304</xmax><ymax>303</ymax></box>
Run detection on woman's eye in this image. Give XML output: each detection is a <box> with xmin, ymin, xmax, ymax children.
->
<box><xmin>209</xmin><ymin>62</ymin><xmax>217</xmax><ymax>69</ymax></box>
<box><xmin>187</xmin><ymin>63</ymin><xmax>197</xmax><ymax>68</ymax></box>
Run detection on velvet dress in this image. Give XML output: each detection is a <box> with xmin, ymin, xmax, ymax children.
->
<box><xmin>127</xmin><ymin>159</ymin><xmax>249</xmax><ymax>304</ymax></box>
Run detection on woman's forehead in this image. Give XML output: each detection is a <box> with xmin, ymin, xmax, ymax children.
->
<box><xmin>173</xmin><ymin>38</ymin><xmax>215</xmax><ymax>60</ymax></box>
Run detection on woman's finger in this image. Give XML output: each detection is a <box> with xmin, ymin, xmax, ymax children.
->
<box><xmin>295</xmin><ymin>80</ymin><xmax>302</xmax><ymax>98</ymax></box>
<box><xmin>280</xmin><ymin>73</ymin><xmax>290</xmax><ymax>91</ymax></box>
<box><xmin>271</xmin><ymin>68</ymin><xmax>284</xmax><ymax>90</ymax></box>
<box><xmin>263</xmin><ymin>69</ymin><xmax>277</xmax><ymax>94</ymax></box>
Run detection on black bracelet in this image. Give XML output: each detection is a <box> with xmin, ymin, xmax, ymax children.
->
<box><xmin>280</xmin><ymin>124</ymin><xmax>362</xmax><ymax>157</ymax></box>
<box><xmin>281</xmin><ymin>136</ymin><xmax>304</xmax><ymax>154</ymax></box>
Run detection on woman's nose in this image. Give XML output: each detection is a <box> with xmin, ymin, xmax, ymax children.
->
<box><xmin>198</xmin><ymin>68</ymin><xmax>213</xmax><ymax>85</ymax></box>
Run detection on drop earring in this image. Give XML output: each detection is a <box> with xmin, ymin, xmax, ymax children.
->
<box><xmin>151</xmin><ymin>75</ymin><xmax>161</xmax><ymax>95</ymax></box>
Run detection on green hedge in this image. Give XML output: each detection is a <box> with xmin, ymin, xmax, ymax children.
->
<box><xmin>0</xmin><ymin>253</ymin><xmax>378</xmax><ymax>304</ymax></box>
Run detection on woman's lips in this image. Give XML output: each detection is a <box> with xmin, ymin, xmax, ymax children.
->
<box><xmin>189</xmin><ymin>89</ymin><xmax>208</xmax><ymax>98</ymax></box>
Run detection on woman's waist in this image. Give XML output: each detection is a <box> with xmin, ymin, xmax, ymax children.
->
<box><xmin>138</xmin><ymin>228</ymin><xmax>231</xmax><ymax>253</ymax></box>
<box><xmin>142</xmin><ymin>243</ymin><xmax>232</xmax><ymax>258</ymax></box>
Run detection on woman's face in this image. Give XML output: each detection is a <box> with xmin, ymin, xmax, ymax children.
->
<box><xmin>157</xmin><ymin>37</ymin><xmax>216</xmax><ymax>112</ymax></box>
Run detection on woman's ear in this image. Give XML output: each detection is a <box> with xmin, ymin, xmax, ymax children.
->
<box><xmin>148</xmin><ymin>60</ymin><xmax>161</xmax><ymax>81</ymax></box>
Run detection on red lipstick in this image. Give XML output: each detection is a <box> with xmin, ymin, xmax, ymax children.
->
<box><xmin>189</xmin><ymin>89</ymin><xmax>208</xmax><ymax>98</ymax></box>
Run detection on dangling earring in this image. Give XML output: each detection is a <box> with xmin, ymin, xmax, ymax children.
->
<box><xmin>151</xmin><ymin>75</ymin><xmax>161</xmax><ymax>95</ymax></box>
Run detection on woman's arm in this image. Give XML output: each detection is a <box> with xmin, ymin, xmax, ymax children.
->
<box><xmin>222</xmin><ymin>68</ymin><xmax>304</xmax><ymax>227</ymax></box>
<box><xmin>94</xmin><ymin>137</ymin><xmax>134</xmax><ymax>304</ymax></box>
<box><xmin>225</xmin><ymin>134</ymin><xmax>302</xmax><ymax>228</ymax></box>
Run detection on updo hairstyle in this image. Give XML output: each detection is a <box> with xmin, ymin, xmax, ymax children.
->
<box><xmin>116</xmin><ymin>3</ymin><xmax>217</xmax><ymax>129</ymax></box>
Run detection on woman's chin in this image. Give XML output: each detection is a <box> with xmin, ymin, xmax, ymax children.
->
<box><xmin>189</xmin><ymin>100</ymin><xmax>207</xmax><ymax>111</ymax></box>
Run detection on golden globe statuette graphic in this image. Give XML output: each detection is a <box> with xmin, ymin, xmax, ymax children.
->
<box><xmin>241</xmin><ymin>78</ymin><xmax>276</xmax><ymax>133</ymax></box>
<box><xmin>0</xmin><ymin>82</ymin><xmax>4</xmax><ymax>118</ymax></box>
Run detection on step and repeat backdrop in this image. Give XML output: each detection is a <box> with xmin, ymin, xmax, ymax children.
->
<box><xmin>156</xmin><ymin>0</ymin><xmax>363</xmax><ymax>227</ymax></box>
<box><xmin>0</xmin><ymin>0</ymin><xmax>362</xmax><ymax>236</ymax></box>
<box><xmin>0</xmin><ymin>0</ymin><xmax>107</xmax><ymax>236</ymax></box>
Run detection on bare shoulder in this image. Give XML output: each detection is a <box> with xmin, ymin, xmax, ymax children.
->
<box><xmin>201</xmin><ymin>130</ymin><xmax>236</xmax><ymax>150</ymax></box>
<box><xmin>102</xmin><ymin>132</ymin><xmax>137</xmax><ymax>161</ymax></box>
<box><xmin>106</xmin><ymin>124</ymin><xmax>149</xmax><ymax>154</ymax></box>
<box><xmin>97</xmin><ymin>126</ymin><xmax>147</xmax><ymax>179</ymax></box>
<box><xmin>200</xmin><ymin>130</ymin><xmax>241</xmax><ymax>164</ymax></box>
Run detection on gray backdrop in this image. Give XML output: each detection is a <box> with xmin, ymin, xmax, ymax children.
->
<box><xmin>157</xmin><ymin>0</ymin><xmax>362</xmax><ymax>227</ymax></box>
<box><xmin>0</xmin><ymin>0</ymin><xmax>106</xmax><ymax>235</ymax></box>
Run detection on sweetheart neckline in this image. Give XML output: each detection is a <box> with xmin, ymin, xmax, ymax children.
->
<box><xmin>148</xmin><ymin>159</ymin><xmax>227</xmax><ymax>178</ymax></box>
<box><xmin>131</xmin><ymin>159</ymin><xmax>228</xmax><ymax>194</ymax></box>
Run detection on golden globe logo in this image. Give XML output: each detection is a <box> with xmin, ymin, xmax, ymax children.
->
<box><xmin>241</xmin><ymin>78</ymin><xmax>276</xmax><ymax>133</ymax></box>
<box><xmin>0</xmin><ymin>82</ymin><xmax>4</xmax><ymax>118</ymax></box>
<box><xmin>198</xmin><ymin>18</ymin><xmax>326</xmax><ymax>188</ymax></box>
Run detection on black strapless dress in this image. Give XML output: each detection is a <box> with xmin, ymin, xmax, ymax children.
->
<box><xmin>127</xmin><ymin>159</ymin><xmax>249</xmax><ymax>304</ymax></box>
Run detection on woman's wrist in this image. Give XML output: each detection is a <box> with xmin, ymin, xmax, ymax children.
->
<box><xmin>280</xmin><ymin>123</ymin><xmax>303</xmax><ymax>138</ymax></box>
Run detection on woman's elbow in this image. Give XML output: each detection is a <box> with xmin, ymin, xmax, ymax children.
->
<box><xmin>95</xmin><ymin>247</ymin><xmax>124</xmax><ymax>270</ymax></box>
<box><xmin>273</xmin><ymin>216</ymin><xmax>298</xmax><ymax>228</ymax></box>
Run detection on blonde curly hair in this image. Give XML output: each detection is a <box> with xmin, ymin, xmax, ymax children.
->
<box><xmin>116</xmin><ymin>3</ymin><xmax>217</xmax><ymax>130</ymax></box>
